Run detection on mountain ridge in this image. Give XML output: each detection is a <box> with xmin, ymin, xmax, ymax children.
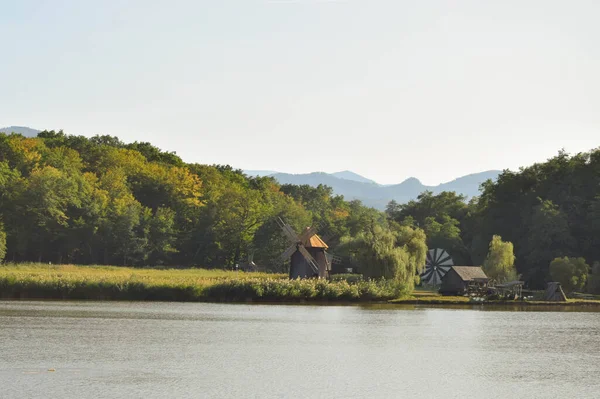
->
<box><xmin>0</xmin><ymin>126</ymin><xmax>41</xmax><ymax>137</ymax></box>
<box><xmin>265</xmin><ymin>170</ymin><xmax>500</xmax><ymax>210</ymax></box>
<box><xmin>0</xmin><ymin>126</ymin><xmax>499</xmax><ymax>209</ymax></box>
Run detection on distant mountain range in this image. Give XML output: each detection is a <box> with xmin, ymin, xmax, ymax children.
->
<box><xmin>245</xmin><ymin>170</ymin><xmax>501</xmax><ymax>210</ymax></box>
<box><xmin>0</xmin><ymin>126</ymin><xmax>41</xmax><ymax>137</ymax></box>
<box><xmin>1</xmin><ymin>126</ymin><xmax>499</xmax><ymax>209</ymax></box>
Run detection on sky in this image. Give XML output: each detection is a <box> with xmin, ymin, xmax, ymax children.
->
<box><xmin>1</xmin><ymin>0</ymin><xmax>599</xmax><ymax>185</ymax></box>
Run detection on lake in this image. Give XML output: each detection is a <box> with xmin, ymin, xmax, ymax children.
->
<box><xmin>1</xmin><ymin>301</ymin><xmax>599</xmax><ymax>398</ymax></box>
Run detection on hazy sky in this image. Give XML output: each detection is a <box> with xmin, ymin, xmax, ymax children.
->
<box><xmin>1</xmin><ymin>1</ymin><xmax>599</xmax><ymax>185</ymax></box>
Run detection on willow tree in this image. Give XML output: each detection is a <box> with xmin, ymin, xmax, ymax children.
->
<box><xmin>482</xmin><ymin>235</ymin><xmax>517</xmax><ymax>283</ymax></box>
<box><xmin>549</xmin><ymin>257</ymin><xmax>589</xmax><ymax>293</ymax></box>
<box><xmin>340</xmin><ymin>224</ymin><xmax>427</xmax><ymax>289</ymax></box>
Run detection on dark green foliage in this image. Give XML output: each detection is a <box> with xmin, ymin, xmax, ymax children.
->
<box><xmin>0</xmin><ymin>132</ymin><xmax>387</xmax><ymax>270</ymax></box>
<box><xmin>588</xmin><ymin>262</ymin><xmax>600</xmax><ymax>295</ymax></box>
<box><xmin>469</xmin><ymin>150</ymin><xmax>600</xmax><ymax>288</ymax></box>
<box><xmin>549</xmin><ymin>257</ymin><xmax>589</xmax><ymax>293</ymax></box>
<box><xmin>386</xmin><ymin>191</ymin><xmax>471</xmax><ymax>265</ymax></box>
<box><xmin>388</xmin><ymin>149</ymin><xmax>600</xmax><ymax>289</ymax></box>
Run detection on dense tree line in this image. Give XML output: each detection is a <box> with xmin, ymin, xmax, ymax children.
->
<box><xmin>0</xmin><ymin>131</ymin><xmax>423</xmax><ymax>283</ymax></box>
<box><xmin>387</xmin><ymin>149</ymin><xmax>600</xmax><ymax>290</ymax></box>
<box><xmin>2</xmin><ymin>130</ymin><xmax>598</xmax><ymax>292</ymax></box>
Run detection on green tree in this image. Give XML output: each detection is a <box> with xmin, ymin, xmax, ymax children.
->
<box><xmin>0</xmin><ymin>221</ymin><xmax>6</xmax><ymax>262</ymax></box>
<box><xmin>388</xmin><ymin>191</ymin><xmax>471</xmax><ymax>265</ymax></box>
<box><xmin>525</xmin><ymin>200</ymin><xmax>575</xmax><ymax>282</ymax></box>
<box><xmin>549</xmin><ymin>257</ymin><xmax>589</xmax><ymax>293</ymax></box>
<box><xmin>482</xmin><ymin>235</ymin><xmax>517</xmax><ymax>282</ymax></box>
<box><xmin>145</xmin><ymin>207</ymin><xmax>178</xmax><ymax>265</ymax></box>
<box><xmin>340</xmin><ymin>224</ymin><xmax>427</xmax><ymax>289</ymax></box>
<box><xmin>588</xmin><ymin>262</ymin><xmax>600</xmax><ymax>295</ymax></box>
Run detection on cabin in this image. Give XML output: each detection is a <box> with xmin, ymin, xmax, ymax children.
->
<box><xmin>289</xmin><ymin>230</ymin><xmax>329</xmax><ymax>279</ymax></box>
<box><xmin>439</xmin><ymin>266</ymin><xmax>489</xmax><ymax>296</ymax></box>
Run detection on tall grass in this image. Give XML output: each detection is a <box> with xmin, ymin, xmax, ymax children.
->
<box><xmin>0</xmin><ymin>263</ymin><xmax>407</xmax><ymax>302</ymax></box>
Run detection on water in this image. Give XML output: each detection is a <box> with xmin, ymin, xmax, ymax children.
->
<box><xmin>1</xmin><ymin>301</ymin><xmax>599</xmax><ymax>399</ymax></box>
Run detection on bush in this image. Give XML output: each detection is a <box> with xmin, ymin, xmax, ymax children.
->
<box><xmin>549</xmin><ymin>257</ymin><xmax>589</xmax><ymax>293</ymax></box>
<box><xmin>329</xmin><ymin>273</ymin><xmax>363</xmax><ymax>284</ymax></box>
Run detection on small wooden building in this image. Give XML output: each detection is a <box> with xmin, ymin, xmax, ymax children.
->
<box><xmin>289</xmin><ymin>230</ymin><xmax>329</xmax><ymax>279</ymax></box>
<box><xmin>544</xmin><ymin>282</ymin><xmax>567</xmax><ymax>302</ymax></box>
<box><xmin>439</xmin><ymin>266</ymin><xmax>489</xmax><ymax>296</ymax></box>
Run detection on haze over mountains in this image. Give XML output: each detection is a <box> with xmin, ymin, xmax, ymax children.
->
<box><xmin>245</xmin><ymin>170</ymin><xmax>501</xmax><ymax>210</ymax></box>
<box><xmin>1</xmin><ymin>126</ymin><xmax>500</xmax><ymax>209</ymax></box>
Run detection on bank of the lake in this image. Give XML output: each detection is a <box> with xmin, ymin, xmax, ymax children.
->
<box><xmin>390</xmin><ymin>295</ymin><xmax>600</xmax><ymax>307</ymax></box>
<box><xmin>3</xmin><ymin>264</ymin><xmax>600</xmax><ymax>308</ymax></box>
<box><xmin>0</xmin><ymin>264</ymin><xmax>407</xmax><ymax>303</ymax></box>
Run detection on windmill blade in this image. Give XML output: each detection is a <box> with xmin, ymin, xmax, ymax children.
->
<box><xmin>421</xmin><ymin>248</ymin><xmax>453</xmax><ymax>286</ymax></box>
<box><xmin>277</xmin><ymin>217</ymin><xmax>300</xmax><ymax>243</ymax></box>
<box><xmin>280</xmin><ymin>244</ymin><xmax>297</xmax><ymax>261</ymax></box>
<box><xmin>298</xmin><ymin>225</ymin><xmax>318</xmax><ymax>243</ymax></box>
<box><xmin>297</xmin><ymin>245</ymin><xmax>319</xmax><ymax>274</ymax></box>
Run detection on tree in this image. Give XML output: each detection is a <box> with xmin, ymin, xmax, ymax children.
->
<box><xmin>482</xmin><ymin>235</ymin><xmax>517</xmax><ymax>282</ymax></box>
<box><xmin>0</xmin><ymin>222</ymin><xmax>6</xmax><ymax>262</ymax></box>
<box><xmin>339</xmin><ymin>224</ymin><xmax>427</xmax><ymax>289</ymax></box>
<box><xmin>525</xmin><ymin>200</ymin><xmax>575</xmax><ymax>283</ymax></box>
<box><xmin>549</xmin><ymin>257</ymin><xmax>589</xmax><ymax>293</ymax></box>
<box><xmin>387</xmin><ymin>191</ymin><xmax>471</xmax><ymax>265</ymax></box>
<box><xmin>588</xmin><ymin>262</ymin><xmax>600</xmax><ymax>295</ymax></box>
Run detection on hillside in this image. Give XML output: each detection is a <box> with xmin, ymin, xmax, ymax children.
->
<box><xmin>0</xmin><ymin>126</ymin><xmax>40</xmax><ymax>137</ymax></box>
<box><xmin>269</xmin><ymin>170</ymin><xmax>500</xmax><ymax>209</ymax></box>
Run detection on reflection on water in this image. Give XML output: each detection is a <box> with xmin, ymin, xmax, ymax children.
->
<box><xmin>1</xmin><ymin>301</ymin><xmax>599</xmax><ymax>399</ymax></box>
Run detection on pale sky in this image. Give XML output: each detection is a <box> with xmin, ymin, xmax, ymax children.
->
<box><xmin>1</xmin><ymin>0</ymin><xmax>599</xmax><ymax>185</ymax></box>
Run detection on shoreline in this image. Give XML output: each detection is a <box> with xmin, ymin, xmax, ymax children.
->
<box><xmin>2</xmin><ymin>264</ymin><xmax>599</xmax><ymax>309</ymax></box>
<box><xmin>389</xmin><ymin>296</ymin><xmax>600</xmax><ymax>307</ymax></box>
<box><xmin>2</xmin><ymin>295</ymin><xmax>600</xmax><ymax>310</ymax></box>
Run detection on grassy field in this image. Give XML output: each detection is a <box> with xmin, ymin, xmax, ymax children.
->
<box><xmin>0</xmin><ymin>263</ymin><xmax>407</xmax><ymax>302</ymax></box>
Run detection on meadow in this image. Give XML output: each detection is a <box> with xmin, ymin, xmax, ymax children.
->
<box><xmin>0</xmin><ymin>263</ymin><xmax>407</xmax><ymax>302</ymax></box>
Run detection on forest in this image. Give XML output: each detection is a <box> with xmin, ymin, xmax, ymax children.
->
<box><xmin>1</xmin><ymin>131</ymin><xmax>599</xmax><ymax>292</ymax></box>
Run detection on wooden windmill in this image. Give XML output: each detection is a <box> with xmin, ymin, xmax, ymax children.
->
<box><xmin>277</xmin><ymin>217</ymin><xmax>330</xmax><ymax>279</ymax></box>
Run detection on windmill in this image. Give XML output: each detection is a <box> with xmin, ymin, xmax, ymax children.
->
<box><xmin>420</xmin><ymin>248</ymin><xmax>454</xmax><ymax>286</ymax></box>
<box><xmin>277</xmin><ymin>217</ymin><xmax>330</xmax><ymax>279</ymax></box>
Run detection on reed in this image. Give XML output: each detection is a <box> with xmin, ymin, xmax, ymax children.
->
<box><xmin>0</xmin><ymin>263</ymin><xmax>407</xmax><ymax>302</ymax></box>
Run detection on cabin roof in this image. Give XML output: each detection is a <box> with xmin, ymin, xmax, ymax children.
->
<box><xmin>301</xmin><ymin>229</ymin><xmax>328</xmax><ymax>249</ymax></box>
<box><xmin>450</xmin><ymin>266</ymin><xmax>488</xmax><ymax>282</ymax></box>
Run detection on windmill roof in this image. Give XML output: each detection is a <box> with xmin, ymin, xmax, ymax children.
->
<box><xmin>301</xmin><ymin>229</ymin><xmax>328</xmax><ymax>249</ymax></box>
<box><xmin>450</xmin><ymin>266</ymin><xmax>488</xmax><ymax>282</ymax></box>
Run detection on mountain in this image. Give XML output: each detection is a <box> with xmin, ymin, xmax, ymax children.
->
<box><xmin>244</xmin><ymin>170</ymin><xmax>280</xmax><ymax>177</ymax></box>
<box><xmin>3</xmin><ymin>127</ymin><xmax>497</xmax><ymax>209</ymax></box>
<box><xmin>0</xmin><ymin>126</ymin><xmax>41</xmax><ymax>137</ymax></box>
<box><xmin>330</xmin><ymin>170</ymin><xmax>378</xmax><ymax>184</ymax></box>
<box><xmin>270</xmin><ymin>170</ymin><xmax>500</xmax><ymax>210</ymax></box>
